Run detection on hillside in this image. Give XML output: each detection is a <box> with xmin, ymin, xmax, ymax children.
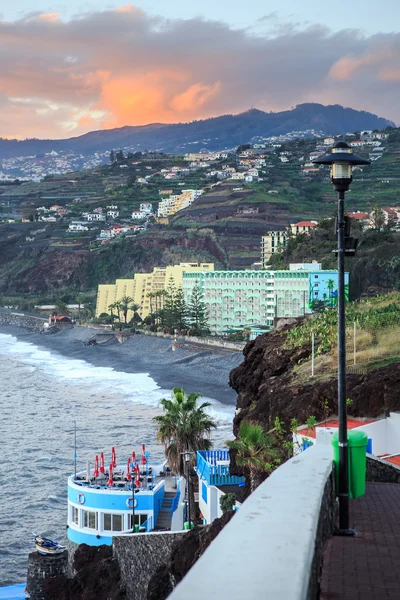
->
<box><xmin>0</xmin><ymin>104</ymin><xmax>394</xmax><ymax>159</ymax></box>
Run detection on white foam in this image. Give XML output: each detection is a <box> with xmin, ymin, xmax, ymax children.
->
<box><xmin>0</xmin><ymin>333</ymin><xmax>234</xmax><ymax>424</ymax></box>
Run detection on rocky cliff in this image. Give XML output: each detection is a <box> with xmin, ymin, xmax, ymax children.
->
<box><xmin>229</xmin><ymin>326</ymin><xmax>400</xmax><ymax>435</ymax></box>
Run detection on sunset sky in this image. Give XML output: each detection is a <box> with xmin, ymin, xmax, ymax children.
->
<box><xmin>1</xmin><ymin>1</ymin><xmax>399</xmax><ymax>139</ymax></box>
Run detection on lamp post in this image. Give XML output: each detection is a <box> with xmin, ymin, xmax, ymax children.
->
<box><xmin>313</xmin><ymin>142</ymin><xmax>370</xmax><ymax>533</ymax></box>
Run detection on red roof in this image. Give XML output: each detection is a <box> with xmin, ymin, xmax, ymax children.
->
<box><xmin>382</xmin><ymin>455</ymin><xmax>400</xmax><ymax>467</ymax></box>
<box><xmin>300</xmin><ymin>418</ymin><xmax>377</xmax><ymax>439</ymax></box>
<box><xmin>293</xmin><ymin>221</ymin><xmax>318</xmax><ymax>227</ymax></box>
<box><xmin>347</xmin><ymin>212</ymin><xmax>369</xmax><ymax>219</ymax></box>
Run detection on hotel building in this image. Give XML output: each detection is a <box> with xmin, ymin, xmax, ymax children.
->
<box><xmin>96</xmin><ymin>263</ymin><xmax>214</xmax><ymax>322</ymax></box>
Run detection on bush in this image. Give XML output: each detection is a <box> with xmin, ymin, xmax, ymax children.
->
<box><xmin>220</xmin><ymin>493</ymin><xmax>236</xmax><ymax>513</ymax></box>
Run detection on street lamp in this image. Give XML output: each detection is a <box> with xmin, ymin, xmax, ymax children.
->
<box><xmin>313</xmin><ymin>141</ymin><xmax>370</xmax><ymax>534</ymax></box>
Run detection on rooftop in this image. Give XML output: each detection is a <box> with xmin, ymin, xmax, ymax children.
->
<box><xmin>299</xmin><ymin>417</ymin><xmax>378</xmax><ymax>439</ymax></box>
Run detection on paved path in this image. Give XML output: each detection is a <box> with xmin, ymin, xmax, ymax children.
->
<box><xmin>320</xmin><ymin>482</ymin><xmax>400</xmax><ymax>599</ymax></box>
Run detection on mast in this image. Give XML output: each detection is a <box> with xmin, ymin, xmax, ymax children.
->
<box><xmin>74</xmin><ymin>420</ymin><xmax>77</xmax><ymax>479</ymax></box>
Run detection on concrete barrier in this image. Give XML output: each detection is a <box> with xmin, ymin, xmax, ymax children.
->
<box><xmin>169</xmin><ymin>445</ymin><xmax>334</xmax><ymax>600</ymax></box>
<box><xmin>139</xmin><ymin>329</ymin><xmax>245</xmax><ymax>351</ymax></box>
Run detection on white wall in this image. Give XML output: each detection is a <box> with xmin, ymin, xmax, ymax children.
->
<box><xmin>170</xmin><ymin>445</ymin><xmax>333</xmax><ymax>600</ymax></box>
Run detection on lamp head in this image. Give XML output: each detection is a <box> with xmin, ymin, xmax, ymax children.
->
<box><xmin>312</xmin><ymin>141</ymin><xmax>371</xmax><ymax>192</ymax></box>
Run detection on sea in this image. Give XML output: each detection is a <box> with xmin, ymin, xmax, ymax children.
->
<box><xmin>0</xmin><ymin>331</ymin><xmax>235</xmax><ymax>587</ymax></box>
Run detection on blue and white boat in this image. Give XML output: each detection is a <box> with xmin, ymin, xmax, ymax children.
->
<box><xmin>67</xmin><ymin>445</ymin><xmax>182</xmax><ymax>546</ymax></box>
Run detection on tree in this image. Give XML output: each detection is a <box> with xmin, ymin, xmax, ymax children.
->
<box><xmin>108</xmin><ymin>301</ymin><xmax>122</xmax><ymax>323</ymax></box>
<box><xmin>110</xmin><ymin>150</ymin><xmax>115</xmax><ymax>164</ymax></box>
<box><xmin>174</xmin><ymin>288</ymin><xmax>188</xmax><ymax>331</ymax></box>
<box><xmin>220</xmin><ymin>492</ymin><xmax>237</xmax><ymax>513</ymax></box>
<box><xmin>371</xmin><ymin>206</ymin><xmax>385</xmax><ymax>232</ymax></box>
<box><xmin>226</xmin><ymin>421</ymin><xmax>279</xmax><ymax>492</ymax></box>
<box><xmin>153</xmin><ymin>387</ymin><xmax>217</xmax><ymax>523</ymax></box>
<box><xmin>188</xmin><ymin>285</ymin><xmax>209</xmax><ymax>335</ymax></box>
<box><xmin>76</xmin><ymin>294</ymin><xmax>85</xmax><ymax>321</ymax></box>
<box><xmin>119</xmin><ymin>295</ymin><xmax>139</xmax><ymax>324</ymax></box>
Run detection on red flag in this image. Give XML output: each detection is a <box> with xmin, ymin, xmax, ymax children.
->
<box><xmin>107</xmin><ymin>463</ymin><xmax>113</xmax><ymax>487</ymax></box>
<box><xmin>141</xmin><ymin>454</ymin><xmax>147</xmax><ymax>465</ymax></box>
<box><xmin>100</xmin><ymin>452</ymin><xmax>105</xmax><ymax>474</ymax></box>
<box><xmin>142</xmin><ymin>444</ymin><xmax>145</xmax><ymax>454</ymax></box>
<box><xmin>93</xmin><ymin>455</ymin><xmax>99</xmax><ymax>478</ymax></box>
<box><xmin>111</xmin><ymin>447</ymin><xmax>117</xmax><ymax>468</ymax></box>
<box><xmin>126</xmin><ymin>457</ymin><xmax>131</xmax><ymax>481</ymax></box>
<box><xmin>132</xmin><ymin>451</ymin><xmax>136</xmax><ymax>465</ymax></box>
<box><xmin>135</xmin><ymin>465</ymin><xmax>140</xmax><ymax>487</ymax></box>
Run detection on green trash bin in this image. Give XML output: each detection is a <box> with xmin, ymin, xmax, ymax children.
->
<box><xmin>332</xmin><ymin>430</ymin><xmax>368</xmax><ymax>499</ymax></box>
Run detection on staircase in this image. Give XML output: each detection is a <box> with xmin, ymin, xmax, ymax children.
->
<box><xmin>154</xmin><ymin>492</ymin><xmax>176</xmax><ymax>530</ymax></box>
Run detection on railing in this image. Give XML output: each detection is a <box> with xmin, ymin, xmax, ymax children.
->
<box><xmin>196</xmin><ymin>451</ymin><xmax>245</xmax><ymax>486</ymax></box>
<box><xmin>170</xmin><ymin>445</ymin><xmax>334</xmax><ymax>600</ymax></box>
<box><xmin>170</xmin><ymin>478</ymin><xmax>181</xmax><ymax>516</ymax></box>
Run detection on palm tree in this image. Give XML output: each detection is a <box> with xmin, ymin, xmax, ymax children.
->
<box><xmin>119</xmin><ymin>295</ymin><xmax>138</xmax><ymax>324</ymax></box>
<box><xmin>227</xmin><ymin>421</ymin><xmax>279</xmax><ymax>493</ymax></box>
<box><xmin>153</xmin><ymin>387</ymin><xmax>217</xmax><ymax>523</ymax></box>
<box><xmin>108</xmin><ymin>301</ymin><xmax>121</xmax><ymax>324</ymax></box>
<box><xmin>327</xmin><ymin>279</ymin><xmax>335</xmax><ymax>304</ymax></box>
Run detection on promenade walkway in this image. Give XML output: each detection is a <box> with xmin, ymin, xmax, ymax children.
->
<box><xmin>320</xmin><ymin>482</ymin><xmax>400</xmax><ymax>599</ymax></box>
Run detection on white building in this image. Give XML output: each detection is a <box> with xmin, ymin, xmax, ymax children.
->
<box><xmin>68</xmin><ymin>224</ymin><xmax>88</xmax><ymax>232</ymax></box>
<box><xmin>107</xmin><ymin>210</ymin><xmax>119</xmax><ymax>219</ymax></box>
<box><xmin>294</xmin><ymin>413</ymin><xmax>400</xmax><ymax>463</ymax></box>
<box><xmin>196</xmin><ymin>450</ymin><xmax>244</xmax><ymax>525</ymax></box>
<box><xmin>139</xmin><ymin>203</ymin><xmax>153</xmax><ymax>214</ymax></box>
<box><xmin>83</xmin><ymin>212</ymin><xmax>105</xmax><ymax>222</ymax></box>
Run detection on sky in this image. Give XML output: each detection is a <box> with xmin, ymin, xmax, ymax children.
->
<box><xmin>1</xmin><ymin>1</ymin><xmax>400</xmax><ymax>139</ymax></box>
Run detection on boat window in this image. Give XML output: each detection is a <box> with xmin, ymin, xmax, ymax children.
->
<box><xmin>71</xmin><ymin>506</ymin><xmax>79</xmax><ymax>525</ymax></box>
<box><xmin>104</xmin><ymin>514</ymin><xmax>112</xmax><ymax>531</ymax></box>
<box><xmin>128</xmin><ymin>514</ymin><xmax>148</xmax><ymax>528</ymax></box>
<box><xmin>82</xmin><ymin>510</ymin><xmax>98</xmax><ymax>530</ymax></box>
<box><xmin>103</xmin><ymin>513</ymin><xmax>123</xmax><ymax>531</ymax></box>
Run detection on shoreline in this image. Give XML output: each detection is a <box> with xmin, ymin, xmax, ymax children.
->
<box><xmin>0</xmin><ymin>325</ymin><xmax>242</xmax><ymax>406</ymax></box>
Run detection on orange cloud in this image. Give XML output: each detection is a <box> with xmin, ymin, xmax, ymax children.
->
<box><xmin>171</xmin><ymin>82</ymin><xmax>221</xmax><ymax>113</ymax></box>
<box><xmin>0</xmin><ymin>7</ymin><xmax>399</xmax><ymax>139</ymax></box>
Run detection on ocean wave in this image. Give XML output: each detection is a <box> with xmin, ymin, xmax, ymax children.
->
<box><xmin>0</xmin><ymin>333</ymin><xmax>234</xmax><ymax>425</ymax></box>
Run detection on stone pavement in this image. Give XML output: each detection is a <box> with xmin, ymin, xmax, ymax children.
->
<box><xmin>320</xmin><ymin>482</ymin><xmax>400</xmax><ymax>599</ymax></box>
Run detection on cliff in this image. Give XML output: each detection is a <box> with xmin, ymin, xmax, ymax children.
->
<box><xmin>229</xmin><ymin>327</ymin><xmax>400</xmax><ymax>435</ymax></box>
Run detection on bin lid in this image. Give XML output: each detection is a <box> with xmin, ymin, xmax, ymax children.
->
<box><xmin>332</xmin><ymin>430</ymin><xmax>368</xmax><ymax>447</ymax></box>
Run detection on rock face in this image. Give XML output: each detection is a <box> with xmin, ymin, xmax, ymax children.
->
<box><xmin>229</xmin><ymin>328</ymin><xmax>400</xmax><ymax>436</ymax></box>
<box><xmin>44</xmin><ymin>544</ymin><xmax>127</xmax><ymax>600</ymax></box>
<box><xmin>26</xmin><ymin>551</ymin><xmax>68</xmax><ymax>600</ymax></box>
<box><xmin>146</xmin><ymin>511</ymin><xmax>235</xmax><ymax>600</ymax></box>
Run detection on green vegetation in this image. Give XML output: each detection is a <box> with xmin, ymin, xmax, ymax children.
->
<box><xmin>226</xmin><ymin>421</ymin><xmax>279</xmax><ymax>492</ymax></box>
<box><xmin>285</xmin><ymin>294</ymin><xmax>400</xmax><ymax>380</ymax></box>
<box><xmin>153</xmin><ymin>387</ymin><xmax>217</xmax><ymax>523</ymax></box>
<box><xmin>220</xmin><ymin>493</ymin><xmax>237</xmax><ymax>513</ymax></box>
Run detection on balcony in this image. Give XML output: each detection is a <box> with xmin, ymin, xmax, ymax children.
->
<box><xmin>196</xmin><ymin>450</ymin><xmax>245</xmax><ymax>487</ymax></box>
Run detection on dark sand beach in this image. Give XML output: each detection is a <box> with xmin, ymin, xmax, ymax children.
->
<box><xmin>0</xmin><ymin>325</ymin><xmax>243</xmax><ymax>405</ymax></box>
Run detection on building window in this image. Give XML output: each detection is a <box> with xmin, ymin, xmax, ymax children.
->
<box><xmin>71</xmin><ymin>506</ymin><xmax>79</xmax><ymax>525</ymax></box>
<box><xmin>82</xmin><ymin>510</ymin><xmax>98</xmax><ymax>530</ymax></box>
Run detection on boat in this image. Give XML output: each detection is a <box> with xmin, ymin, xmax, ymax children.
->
<box><xmin>33</xmin><ymin>534</ymin><xmax>66</xmax><ymax>556</ymax></box>
<box><xmin>67</xmin><ymin>445</ymin><xmax>183</xmax><ymax>546</ymax></box>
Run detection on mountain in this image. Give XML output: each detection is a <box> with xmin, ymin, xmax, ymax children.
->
<box><xmin>0</xmin><ymin>103</ymin><xmax>395</xmax><ymax>159</ymax></box>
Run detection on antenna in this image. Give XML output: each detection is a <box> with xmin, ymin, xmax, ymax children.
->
<box><xmin>74</xmin><ymin>420</ymin><xmax>77</xmax><ymax>479</ymax></box>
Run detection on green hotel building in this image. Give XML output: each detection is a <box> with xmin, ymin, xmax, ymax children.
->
<box><xmin>183</xmin><ymin>264</ymin><xmax>348</xmax><ymax>335</ymax></box>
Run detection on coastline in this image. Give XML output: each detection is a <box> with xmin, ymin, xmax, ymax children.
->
<box><xmin>0</xmin><ymin>324</ymin><xmax>242</xmax><ymax>406</ymax></box>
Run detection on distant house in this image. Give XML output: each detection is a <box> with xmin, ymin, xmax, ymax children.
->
<box><xmin>290</xmin><ymin>221</ymin><xmax>319</xmax><ymax>235</ymax></box>
<box><xmin>68</xmin><ymin>224</ymin><xmax>88</xmax><ymax>232</ymax></box>
<box><xmin>49</xmin><ymin>315</ymin><xmax>72</xmax><ymax>326</ymax></box>
<box><xmin>83</xmin><ymin>212</ymin><xmax>105</xmax><ymax>222</ymax></box>
<box><xmin>323</xmin><ymin>137</ymin><xmax>335</xmax><ymax>146</ymax></box>
<box><xmin>131</xmin><ymin>210</ymin><xmax>145</xmax><ymax>220</ymax></box>
<box><xmin>107</xmin><ymin>210</ymin><xmax>119</xmax><ymax>219</ymax></box>
<box><xmin>139</xmin><ymin>202</ymin><xmax>153</xmax><ymax>214</ymax></box>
